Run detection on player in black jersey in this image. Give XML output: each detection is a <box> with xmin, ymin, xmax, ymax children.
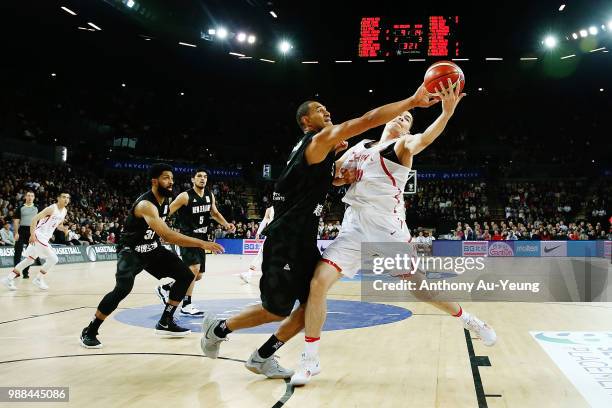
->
<box><xmin>155</xmin><ymin>168</ymin><xmax>236</xmax><ymax>316</ymax></box>
<box><xmin>201</xmin><ymin>85</ymin><xmax>438</xmax><ymax>378</ymax></box>
<box><xmin>79</xmin><ymin>164</ymin><xmax>224</xmax><ymax>348</ymax></box>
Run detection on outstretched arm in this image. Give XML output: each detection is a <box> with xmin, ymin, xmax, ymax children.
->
<box><xmin>135</xmin><ymin>201</ymin><xmax>224</xmax><ymax>253</ymax></box>
<box><xmin>305</xmin><ymin>86</ymin><xmax>438</xmax><ymax>165</ymax></box>
<box><xmin>401</xmin><ymin>78</ymin><xmax>466</xmax><ymax>158</ymax></box>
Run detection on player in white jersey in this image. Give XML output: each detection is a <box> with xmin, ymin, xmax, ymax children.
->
<box><xmin>291</xmin><ymin>79</ymin><xmax>496</xmax><ymax>386</ymax></box>
<box><xmin>2</xmin><ymin>192</ymin><xmax>70</xmax><ymax>291</ymax></box>
<box><xmin>240</xmin><ymin>205</ymin><xmax>274</xmax><ymax>283</ymax></box>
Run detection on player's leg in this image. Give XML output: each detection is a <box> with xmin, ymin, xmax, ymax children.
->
<box><xmin>244</xmin><ymin>304</ymin><xmax>305</xmax><ymax>379</ymax></box>
<box><xmin>426</xmin><ymin>299</ymin><xmax>496</xmax><ymax>346</ymax></box>
<box><xmin>80</xmin><ymin>248</ymin><xmax>142</xmax><ymax>348</ymax></box>
<box><xmin>178</xmin><ymin>263</ymin><xmax>204</xmax><ymax>316</ymax></box>
<box><xmin>290</xmin><ymin>261</ymin><xmax>342</xmax><ymax>385</ymax></box>
<box><xmin>2</xmin><ymin>242</ymin><xmax>38</xmax><ymax>290</ymax></box>
<box><xmin>32</xmin><ymin>244</ymin><xmax>59</xmax><ymax>290</ymax></box>
<box><xmin>146</xmin><ymin>248</ymin><xmax>194</xmax><ymax>336</ymax></box>
<box><xmin>13</xmin><ymin>229</ymin><xmax>31</xmax><ymax>278</ymax></box>
<box><xmin>179</xmin><ymin>247</ymin><xmax>205</xmax><ymax>316</ymax></box>
<box><xmin>244</xmin><ymin>244</ymin><xmax>318</xmax><ymax>379</ymax></box>
<box><xmin>291</xmin><ymin>216</ymin><xmax>360</xmax><ymax>386</ymax></box>
<box><xmin>241</xmin><ymin>243</ymin><xmax>263</xmax><ymax>283</ymax></box>
<box><xmin>201</xmin><ymin>235</ymin><xmax>289</xmax><ymax>361</ymax></box>
<box><xmin>407</xmin><ymin>254</ymin><xmax>496</xmax><ymax>346</ymax></box>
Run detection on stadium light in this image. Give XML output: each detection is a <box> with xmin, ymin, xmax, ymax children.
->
<box><xmin>217</xmin><ymin>27</ymin><xmax>228</xmax><ymax>39</ymax></box>
<box><xmin>208</xmin><ymin>28</ymin><xmax>216</xmax><ymax>35</ymax></box>
<box><xmin>178</xmin><ymin>41</ymin><xmax>196</xmax><ymax>47</ymax></box>
<box><xmin>61</xmin><ymin>6</ymin><xmax>77</xmax><ymax>15</ymax></box>
<box><xmin>589</xmin><ymin>26</ymin><xmax>598</xmax><ymax>35</ymax></box>
<box><xmin>236</xmin><ymin>32</ymin><xmax>246</xmax><ymax>42</ymax></box>
<box><xmin>558</xmin><ymin>4</ymin><xmax>565</xmax><ymax>11</ymax></box>
<box><xmin>51</xmin><ymin>73</ymin><xmax>57</xmax><ymax>77</ymax></box>
<box><xmin>121</xmin><ymin>83</ymin><xmax>126</xmax><ymax>87</ymax></box>
<box><xmin>571</xmin><ymin>33</ymin><xmax>578</xmax><ymax>39</ymax></box>
<box><xmin>88</xmin><ymin>22</ymin><xmax>102</xmax><ymax>31</ymax></box>
<box><xmin>127</xmin><ymin>0</ymin><xmax>135</xmax><ymax>8</ymax></box>
<box><xmin>279</xmin><ymin>40</ymin><xmax>291</xmax><ymax>53</ymax></box>
<box><xmin>247</xmin><ymin>35</ymin><xmax>256</xmax><ymax>44</ymax></box>
<box><xmin>608</xmin><ymin>21</ymin><xmax>612</xmax><ymax>30</ymax></box>
<box><xmin>61</xmin><ymin>6</ymin><xmax>76</xmax><ymax>16</ymax></box>
<box><xmin>270</xmin><ymin>11</ymin><xmax>278</xmax><ymax>18</ymax></box>
<box><xmin>579</xmin><ymin>29</ymin><xmax>588</xmax><ymax>37</ymax></box>
<box><xmin>543</xmin><ymin>36</ymin><xmax>557</xmax><ymax>49</ymax></box>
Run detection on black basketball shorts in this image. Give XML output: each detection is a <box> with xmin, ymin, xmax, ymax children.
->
<box><xmin>259</xmin><ymin>233</ymin><xmax>321</xmax><ymax>317</ymax></box>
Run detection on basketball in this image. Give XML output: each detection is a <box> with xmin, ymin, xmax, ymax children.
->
<box><xmin>424</xmin><ymin>60</ymin><xmax>465</xmax><ymax>96</ymax></box>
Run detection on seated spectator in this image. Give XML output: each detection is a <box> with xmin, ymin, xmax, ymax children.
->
<box><xmin>0</xmin><ymin>222</ymin><xmax>15</xmax><ymax>245</ymax></box>
<box><xmin>67</xmin><ymin>224</ymin><xmax>81</xmax><ymax>245</ymax></box>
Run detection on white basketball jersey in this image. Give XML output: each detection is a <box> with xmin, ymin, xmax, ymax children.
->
<box><xmin>342</xmin><ymin>139</ymin><xmax>411</xmax><ymax>218</ymax></box>
<box><xmin>34</xmin><ymin>204</ymin><xmax>67</xmax><ymax>244</ymax></box>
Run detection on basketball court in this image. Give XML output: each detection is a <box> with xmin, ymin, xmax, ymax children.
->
<box><xmin>1</xmin><ymin>254</ymin><xmax>611</xmax><ymax>407</ymax></box>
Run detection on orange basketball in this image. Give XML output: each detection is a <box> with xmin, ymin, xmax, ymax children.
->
<box><xmin>423</xmin><ymin>60</ymin><xmax>465</xmax><ymax>96</ymax></box>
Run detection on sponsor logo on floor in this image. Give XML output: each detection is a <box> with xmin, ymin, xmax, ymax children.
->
<box><xmin>531</xmin><ymin>331</ymin><xmax>612</xmax><ymax>407</ymax></box>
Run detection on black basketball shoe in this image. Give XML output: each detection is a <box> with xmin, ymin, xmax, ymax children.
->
<box><xmin>155</xmin><ymin>319</ymin><xmax>191</xmax><ymax>337</ymax></box>
<box><xmin>80</xmin><ymin>327</ymin><xmax>103</xmax><ymax>349</ymax></box>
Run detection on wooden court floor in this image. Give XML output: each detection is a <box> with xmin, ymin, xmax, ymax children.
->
<box><xmin>1</xmin><ymin>254</ymin><xmax>611</xmax><ymax>407</ymax></box>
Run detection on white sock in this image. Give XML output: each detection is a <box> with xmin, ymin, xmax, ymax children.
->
<box><xmin>304</xmin><ymin>337</ymin><xmax>320</xmax><ymax>356</ymax></box>
<box><xmin>460</xmin><ymin>310</ymin><xmax>471</xmax><ymax>324</ymax></box>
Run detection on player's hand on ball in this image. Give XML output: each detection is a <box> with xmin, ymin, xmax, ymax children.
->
<box><xmin>412</xmin><ymin>85</ymin><xmax>440</xmax><ymax>108</ymax></box>
<box><xmin>434</xmin><ymin>78</ymin><xmax>465</xmax><ymax>116</ymax></box>
<box><xmin>225</xmin><ymin>223</ymin><xmax>236</xmax><ymax>233</ymax></box>
<box><xmin>202</xmin><ymin>241</ymin><xmax>224</xmax><ymax>254</ymax></box>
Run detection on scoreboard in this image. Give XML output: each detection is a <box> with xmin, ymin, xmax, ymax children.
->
<box><xmin>359</xmin><ymin>16</ymin><xmax>460</xmax><ymax>58</ymax></box>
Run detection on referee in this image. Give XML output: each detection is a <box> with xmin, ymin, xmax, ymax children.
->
<box><xmin>13</xmin><ymin>191</ymin><xmax>38</xmax><ymax>279</ymax></box>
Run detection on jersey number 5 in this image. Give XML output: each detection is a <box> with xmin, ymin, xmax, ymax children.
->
<box><xmin>199</xmin><ymin>216</ymin><xmax>204</xmax><ymax>225</ymax></box>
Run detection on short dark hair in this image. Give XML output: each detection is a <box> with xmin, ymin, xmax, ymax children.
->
<box><xmin>149</xmin><ymin>163</ymin><xmax>173</xmax><ymax>180</ymax></box>
<box><xmin>192</xmin><ymin>167</ymin><xmax>208</xmax><ymax>177</ymax></box>
<box><xmin>57</xmin><ymin>191</ymin><xmax>70</xmax><ymax>197</ymax></box>
<box><xmin>25</xmin><ymin>190</ymin><xmax>35</xmax><ymax>195</ymax></box>
<box><xmin>296</xmin><ymin>100</ymin><xmax>315</xmax><ymax>130</ymax></box>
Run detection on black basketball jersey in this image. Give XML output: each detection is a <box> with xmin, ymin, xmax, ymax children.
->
<box><xmin>264</xmin><ymin>131</ymin><xmax>336</xmax><ymax>247</ymax></box>
<box><xmin>177</xmin><ymin>188</ymin><xmax>212</xmax><ymax>237</ymax></box>
<box><xmin>119</xmin><ymin>190</ymin><xmax>170</xmax><ymax>253</ymax></box>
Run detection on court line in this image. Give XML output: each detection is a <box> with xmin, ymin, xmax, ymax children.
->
<box><xmin>463</xmin><ymin>328</ymin><xmax>499</xmax><ymax>408</ymax></box>
<box><xmin>272</xmin><ymin>379</ymin><xmax>294</xmax><ymax>408</ymax></box>
<box><xmin>0</xmin><ymin>352</ymin><xmax>293</xmax><ymax>407</ymax></box>
<box><xmin>0</xmin><ymin>306</ymin><xmax>89</xmax><ymax>325</ymax></box>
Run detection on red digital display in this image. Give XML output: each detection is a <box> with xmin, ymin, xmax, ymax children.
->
<box><xmin>358</xmin><ymin>16</ymin><xmax>460</xmax><ymax>58</ymax></box>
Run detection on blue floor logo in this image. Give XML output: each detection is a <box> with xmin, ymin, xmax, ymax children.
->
<box><xmin>115</xmin><ymin>298</ymin><xmax>412</xmax><ymax>333</ymax></box>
